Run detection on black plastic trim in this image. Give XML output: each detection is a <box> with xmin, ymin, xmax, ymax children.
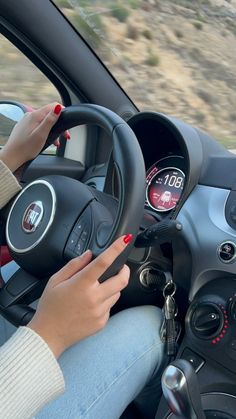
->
<box><xmin>21</xmin><ymin>155</ymin><xmax>85</xmax><ymax>184</ymax></box>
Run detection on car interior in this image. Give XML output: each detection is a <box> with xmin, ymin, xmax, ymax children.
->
<box><xmin>1</xmin><ymin>1</ymin><xmax>236</xmax><ymax>418</ymax></box>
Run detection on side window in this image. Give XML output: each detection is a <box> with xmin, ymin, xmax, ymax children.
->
<box><xmin>0</xmin><ymin>34</ymin><xmax>61</xmax><ymax>154</ymax></box>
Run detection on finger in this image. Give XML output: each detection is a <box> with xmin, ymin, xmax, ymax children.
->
<box><xmin>103</xmin><ymin>291</ymin><xmax>121</xmax><ymax>312</ymax></box>
<box><xmin>98</xmin><ymin>265</ymin><xmax>130</xmax><ymax>300</ymax></box>
<box><xmin>53</xmin><ymin>131</ymin><xmax>70</xmax><ymax>147</ymax></box>
<box><xmin>95</xmin><ymin>293</ymin><xmax>120</xmax><ymax>325</ymax></box>
<box><xmin>78</xmin><ymin>234</ymin><xmax>133</xmax><ymax>285</ymax></box>
<box><xmin>98</xmin><ymin>292</ymin><xmax>122</xmax><ymax>324</ymax></box>
<box><xmin>49</xmin><ymin>250</ymin><xmax>93</xmax><ymax>286</ymax></box>
<box><xmin>32</xmin><ymin>103</ymin><xmax>63</xmax><ymax>139</ymax></box>
<box><xmin>63</xmin><ymin>130</ymin><xmax>71</xmax><ymax>140</ymax></box>
<box><xmin>33</xmin><ymin>102</ymin><xmax>62</xmax><ymax>121</ymax></box>
<box><xmin>54</xmin><ymin>139</ymin><xmax>60</xmax><ymax>147</ymax></box>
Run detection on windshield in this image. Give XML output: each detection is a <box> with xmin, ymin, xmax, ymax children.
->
<box><xmin>54</xmin><ymin>0</ymin><xmax>236</xmax><ymax>150</ymax></box>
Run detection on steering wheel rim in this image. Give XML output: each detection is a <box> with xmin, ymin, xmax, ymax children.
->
<box><xmin>1</xmin><ymin>104</ymin><xmax>146</xmax><ymax>325</ymax></box>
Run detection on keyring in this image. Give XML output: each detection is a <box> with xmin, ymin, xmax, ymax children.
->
<box><xmin>163</xmin><ymin>281</ymin><xmax>176</xmax><ymax>298</ymax></box>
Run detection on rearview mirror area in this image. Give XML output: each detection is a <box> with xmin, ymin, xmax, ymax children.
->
<box><xmin>0</xmin><ymin>101</ymin><xmax>27</xmax><ymax>148</ymax></box>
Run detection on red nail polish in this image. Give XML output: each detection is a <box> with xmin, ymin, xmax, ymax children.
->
<box><xmin>123</xmin><ymin>234</ymin><xmax>133</xmax><ymax>244</ymax></box>
<box><xmin>54</xmin><ymin>104</ymin><xmax>62</xmax><ymax>115</ymax></box>
<box><xmin>66</xmin><ymin>132</ymin><xmax>71</xmax><ymax>140</ymax></box>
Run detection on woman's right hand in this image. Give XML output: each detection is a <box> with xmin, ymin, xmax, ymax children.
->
<box><xmin>28</xmin><ymin>235</ymin><xmax>132</xmax><ymax>358</ymax></box>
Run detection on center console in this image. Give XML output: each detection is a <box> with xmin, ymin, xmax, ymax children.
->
<box><xmin>156</xmin><ymin>277</ymin><xmax>236</xmax><ymax>418</ymax></box>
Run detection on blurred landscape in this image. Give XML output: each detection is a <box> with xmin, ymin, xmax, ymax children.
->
<box><xmin>1</xmin><ymin>0</ymin><xmax>236</xmax><ymax>148</ymax></box>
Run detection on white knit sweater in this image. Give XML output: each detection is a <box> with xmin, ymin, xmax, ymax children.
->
<box><xmin>0</xmin><ymin>160</ymin><xmax>65</xmax><ymax>418</ymax></box>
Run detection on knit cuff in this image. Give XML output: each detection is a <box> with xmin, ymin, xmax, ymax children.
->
<box><xmin>0</xmin><ymin>326</ymin><xmax>65</xmax><ymax>419</ymax></box>
<box><xmin>0</xmin><ymin>160</ymin><xmax>21</xmax><ymax>209</ymax></box>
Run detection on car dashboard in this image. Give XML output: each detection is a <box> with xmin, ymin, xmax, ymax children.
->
<box><xmin>83</xmin><ymin>109</ymin><xmax>236</xmax><ymax>305</ymax></box>
<box><xmin>122</xmin><ymin>111</ymin><xmax>236</xmax><ymax>418</ymax></box>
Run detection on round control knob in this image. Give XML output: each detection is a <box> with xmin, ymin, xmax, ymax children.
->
<box><xmin>218</xmin><ymin>241</ymin><xmax>236</xmax><ymax>263</ymax></box>
<box><xmin>190</xmin><ymin>302</ymin><xmax>224</xmax><ymax>340</ymax></box>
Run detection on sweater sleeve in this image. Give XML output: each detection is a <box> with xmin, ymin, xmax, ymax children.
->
<box><xmin>0</xmin><ymin>326</ymin><xmax>65</xmax><ymax>419</ymax></box>
<box><xmin>0</xmin><ymin>160</ymin><xmax>21</xmax><ymax>209</ymax></box>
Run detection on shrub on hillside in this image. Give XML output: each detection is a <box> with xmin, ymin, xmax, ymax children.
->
<box><xmin>146</xmin><ymin>49</ymin><xmax>160</xmax><ymax>66</ymax></box>
<box><xmin>111</xmin><ymin>6</ymin><xmax>130</xmax><ymax>23</ymax></box>
<box><xmin>142</xmin><ymin>29</ymin><xmax>153</xmax><ymax>40</ymax></box>
<box><xmin>174</xmin><ymin>29</ymin><xmax>184</xmax><ymax>39</ymax></box>
<box><xmin>127</xmin><ymin>24</ymin><xmax>139</xmax><ymax>40</ymax></box>
<box><xmin>193</xmin><ymin>21</ymin><xmax>203</xmax><ymax>30</ymax></box>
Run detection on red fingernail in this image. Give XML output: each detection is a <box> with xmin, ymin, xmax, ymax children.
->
<box><xmin>66</xmin><ymin>132</ymin><xmax>71</xmax><ymax>140</ymax></box>
<box><xmin>54</xmin><ymin>104</ymin><xmax>62</xmax><ymax>115</ymax></box>
<box><xmin>123</xmin><ymin>234</ymin><xmax>133</xmax><ymax>244</ymax></box>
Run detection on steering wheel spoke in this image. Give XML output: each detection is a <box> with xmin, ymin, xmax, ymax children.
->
<box><xmin>0</xmin><ymin>268</ymin><xmax>47</xmax><ymax>326</ymax></box>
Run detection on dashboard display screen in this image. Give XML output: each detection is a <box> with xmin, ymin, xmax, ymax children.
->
<box><xmin>146</xmin><ymin>164</ymin><xmax>185</xmax><ymax>212</ymax></box>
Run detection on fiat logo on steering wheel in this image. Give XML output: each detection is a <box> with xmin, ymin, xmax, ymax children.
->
<box><xmin>22</xmin><ymin>201</ymin><xmax>44</xmax><ymax>233</ymax></box>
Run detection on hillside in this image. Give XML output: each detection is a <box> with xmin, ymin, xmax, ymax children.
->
<box><xmin>98</xmin><ymin>0</ymin><xmax>236</xmax><ymax>146</ymax></box>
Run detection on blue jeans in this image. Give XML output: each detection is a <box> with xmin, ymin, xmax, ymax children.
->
<box><xmin>1</xmin><ymin>262</ymin><xmax>167</xmax><ymax>419</ymax></box>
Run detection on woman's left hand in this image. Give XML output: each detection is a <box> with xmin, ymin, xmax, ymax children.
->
<box><xmin>0</xmin><ymin>102</ymin><xmax>67</xmax><ymax>172</ymax></box>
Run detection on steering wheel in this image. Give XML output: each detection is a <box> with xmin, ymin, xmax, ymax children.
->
<box><xmin>0</xmin><ymin>104</ymin><xmax>146</xmax><ymax>326</ymax></box>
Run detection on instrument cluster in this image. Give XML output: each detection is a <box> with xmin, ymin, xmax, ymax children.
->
<box><xmin>145</xmin><ymin>156</ymin><xmax>186</xmax><ymax>214</ymax></box>
<box><xmin>127</xmin><ymin>111</ymin><xmax>190</xmax><ymax>217</ymax></box>
<box><xmin>146</xmin><ymin>156</ymin><xmax>185</xmax><ymax>213</ymax></box>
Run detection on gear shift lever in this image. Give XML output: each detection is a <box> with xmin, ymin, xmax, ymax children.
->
<box><xmin>161</xmin><ymin>359</ymin><xmax>206</xmax><ymax>419</ymax></box>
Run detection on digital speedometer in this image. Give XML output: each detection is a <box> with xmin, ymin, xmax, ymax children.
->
<box><xmin>146</xmin><ymin>157</ymin><xmax>185</xmax><ymax>212</ymax></box>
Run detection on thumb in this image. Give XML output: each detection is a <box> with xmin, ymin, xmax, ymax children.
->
<box><xmin>49</xmin><ymin>250</ymin><xmax>93</xmax><ymax>288</ymax></box>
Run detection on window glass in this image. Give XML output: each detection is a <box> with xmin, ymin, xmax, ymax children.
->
<box><xmin>54</xmin><ymin>0</ymin><xmax>236</xmax><ymax>151</ymax></box>
<box><xmin>0</xmin><ymin>34</ymin><xmax>61</xmax><ymax>153</ymax></box>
